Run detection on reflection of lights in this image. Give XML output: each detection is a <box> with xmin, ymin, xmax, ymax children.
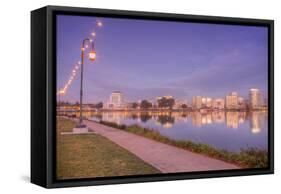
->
<box><xmin>163</xmin><ymin>123</ymin><xmax>173</xmax><ymax>128</ymax></box>
<box><xmin>238</xmin><ymin>118</ymin><xmax>245</xmax><ymax>124</ymax></box>
<box><xmin>207</xmin><ymin>114</ymin><xmax>212</xmax><ymax>124</ymax></box>
<box><xmin>251</xmin><ymin>127</ymin><xmax>261</xmax><ymax>134</ymax></box>
<box><xmin>226</xmin><ymin>112</ymin><xmax>239</xmax><ymax>129</ymax></box>
<box><xmin>201</xmin><ymin>118</ymin><xmax>206</xmax><ymax>125</ymax></box>
<box><xmin>155</xmin><ymin>120</ymin><xmax>161</xmax><ymax>125</ymax></box>
<box><xmin>91</xmin><ymin>32</ymin><xmax>96</xmax><ymax>37</ymax></box>
<box><xmin>75</xmin><ymin>65</ymin><xmax>79</xmax><ymax>69</ymax></box>
<box><xmin>250</xmin><ymin>112</ymin><xmax>261</xmax><ymax>134</ymax></box>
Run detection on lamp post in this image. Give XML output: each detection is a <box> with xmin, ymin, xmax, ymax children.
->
<box><xmin>76</xmin><ymin>38</ymin><xmax>96</xmax><ymax>128</ymax></box>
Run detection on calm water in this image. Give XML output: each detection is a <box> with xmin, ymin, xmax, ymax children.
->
<box><xmin>64</xmin><ymin>110</ymin><xmax>268</xmax><ymax>152</ymax></box>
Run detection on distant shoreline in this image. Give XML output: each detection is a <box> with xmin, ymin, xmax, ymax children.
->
<box><xmin>56</xmin><ymin>108</ymin><xmax>268</xmax><ymax>113</ymax></box>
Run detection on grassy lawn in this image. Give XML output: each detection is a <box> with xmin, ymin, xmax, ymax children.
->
<box><xmin>56</xmin><ymin>117</ymin><xmax>160</xmax><ymax>180</ymax></box>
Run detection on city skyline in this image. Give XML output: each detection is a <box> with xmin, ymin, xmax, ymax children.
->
<box><xmin>58</xmin><ymin>88</ymin><xmax>267</xmax><ymax>110</ymax></box>
<box><xmin>57</xmin><ymin>15</ymin><xmax>268</xmax><ymax>103</ymax></box>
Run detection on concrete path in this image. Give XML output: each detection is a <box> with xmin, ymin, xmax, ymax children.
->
<box><xmin>82</xmin><ymin>119</ymin><xmax>240</xmax><ymax>173</ymax></box>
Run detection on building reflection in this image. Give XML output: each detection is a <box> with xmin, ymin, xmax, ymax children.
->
<box><xmin>192</xmin><ymin>112</ymin><xmax>202</xmax><ymax>127</ymax></box>
<box><xmin>212</xmin><ymin>111</ymin><xmax>225</xmax><ymax>124</ymax></box>
<box><xmin>58</xmin><ymin>110</ymin><xmax>266</xmax><ymax>134</ymax></box>
<box><xmin>250</xmin><ymin>111</ymin><xmax>262</xmax><ymax>134</ymax></box>
<box><xmin>226</xmin><ymin>112</ymin><xmax>239</xmax><ymax>129</ymax></box>
<box><xmin>157</xmin><ymin>115</ymin><xmax>175</xmax><ymax>128</ymax></box>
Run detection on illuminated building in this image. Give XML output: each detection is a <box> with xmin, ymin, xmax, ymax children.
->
<box><xmin>163</xmin><ymin>95</ymin><xmax>173</xmax><ymax>99</ymax></box>
<box><xmin>212</xmin><ymin>98</ymin><xmax>225</xmax><ymax>109</ymax></box>
<box><xmin>238</xmin><ymin>96</ymin><xmax>246</xmax><ymax>109</ymax></box>
<box><xmin>201</xmin><ymin>97</ymin><xmax>206</xmax><ymax>107</ymax></box>
<box><xmin>249</xmin><ymin>89</ymin><xmax>261</xmax><ymax>109</ymax></box>
<box><xmin>192</xmin><ymin>96</ymin><xmax>202</xmax><ymax>109</ymax></box>
<box><xmin>105</xmin><ymin>91</ymin><xmax>124</xmax><ymax>109</ymax></box>
<box><xmin>174</xmin><ymin>99</ymin><xmax>187</xmax><ymax>109</ymax></box>
<box><xmin>206</xmin><ymin>97</ymin><xmax>213</xmax><ymax>108</ymax></box>
<box><xmin>226</xmin><ymin>92</ymin><xmax>238</xmax><ymax>109</ymax></box>
<box><xmin>200</xmin><ymin>97</ymin><xmax>212</xmax><ymax>108</ymax></box>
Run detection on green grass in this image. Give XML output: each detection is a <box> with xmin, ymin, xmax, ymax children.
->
<box><xmin>56</xmin><ymin>117</ymin><xmax>160</xmax><ymax>180</ymax></box>
<box><xmin>99</xmin><ymin>120</ymin><xmax>268</xmax><ymax>168</ymax></box>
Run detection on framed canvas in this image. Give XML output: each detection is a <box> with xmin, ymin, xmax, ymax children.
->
<box><xmin>31</xmin><ymin>5</ymin><xmax>274</xmax><ymax>188</ymax></box>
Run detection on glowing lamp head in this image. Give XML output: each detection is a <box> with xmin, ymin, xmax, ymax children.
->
<box><xmin>59</xmin><ymin>90</ymin><xmax>65</xmax><ymax>95</ymax></box>
<box><xmin>89</xmin><ymin>51</ymin><xmax>97</xmax><ymax>61</ymax></box>
<box><xmin>97</xmin><ymin>21</ymin><xmax>103</xmax><ymax>27</ymax></box>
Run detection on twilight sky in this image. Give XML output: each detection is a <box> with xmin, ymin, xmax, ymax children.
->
<box><xmin>57</xmin><ymin>15</ymin><xmax>268</xmax><ymax>103</ymax></box>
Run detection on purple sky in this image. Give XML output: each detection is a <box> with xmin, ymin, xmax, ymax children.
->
<box><xmin>57</xmin><ymin>15</ymin><xmax>268</xmax><ymax>103</ymax></box>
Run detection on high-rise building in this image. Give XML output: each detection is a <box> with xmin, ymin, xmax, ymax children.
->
<box><xmin>225</xmin><ymin>92</ymin><xmax>238</xmax><ymax>109</ymax></box>
<box><xmin>163</xmin><ymin>95</ymin><xmax>173</xmax><ymax>99</ymax></box>
<box><xmin>249</xmin><ymin>89</ymin><xmax>261</xmax><ymax>109</ymax></box>
<box><xmin>174</xmin><ymin>99</ymin><xmax>187</xmax><ymax>109</ymax></box>
<box><xmin>238</xmin><ymin>96</ymin><xmax>246</xmax><ymax>109</ymax></box>
<box><xmin>206</xmin><ymin>97</ymin><xmax>213</xmax><ymax>108</ymax></box>
<box><xmin>192</xmin><ymin>96</ymin><xmax>202</xmax><ymax>109</ymax></box>
<box><xmin>105</xmin><ymin>91</ymin><xmax>124</xmax><ymax>109</ymax></box>
<box><xmin>200</xmin><ymin>97</ymin><xmax>212</xmax><ymax>108</ymax></box>
<box><xmin>201</xmin><ymin>97</ymin><xmax>207</xmax><ymax>107</ymax></box>
<box><xmin>212</xmin><ymin>98</ymin><xmax>225</xmax><ymax>109</ymax></box>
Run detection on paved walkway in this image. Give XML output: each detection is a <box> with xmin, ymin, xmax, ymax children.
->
<box><xmin>82</xmin><ymin>119</ymin><xmax>240</xmax><ymax>173</ymax></box>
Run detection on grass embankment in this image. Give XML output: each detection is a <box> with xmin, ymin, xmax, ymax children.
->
<box><xmin>57</xmin><ymin>117</ymin><xmax>160</xmax><ymax>180</ymax></box>
<box><xmin>99</xmin><ymin>120</ymin><xmax>268</xmax><ymax>168</ymax></box>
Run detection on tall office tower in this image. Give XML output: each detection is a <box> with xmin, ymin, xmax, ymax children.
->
<box><xmin>249</xmin><ymin>88</ymin><xmax>261</xmax><ymax>109</ymax></box>
<box><xmin>192</xmin><ymin>96</ymin><xmax>202</xmax><ymax>109</ymax></box>
<box><xmin>212</xmin><ymin>98</ymin><xmax>225</xmax><ymax>109</ymax></box>
<box><xmin>106</xmin><ymin>91</ymin><xmax>124</xmax><ymax>109</ymax></box>
<box><xmin>225</xmin><ymin>92</ymin><xmax>238</xmax><ymax>109</ymax></box>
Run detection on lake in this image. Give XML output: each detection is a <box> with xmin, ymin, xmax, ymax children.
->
<box><xmin>62</xmin><ymin>110</ymin><xmax>268</xmax><ymax>152</ymax></box>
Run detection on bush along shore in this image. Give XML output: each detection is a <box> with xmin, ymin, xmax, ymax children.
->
<box><xmin>98</xmin><ymin>120</ymin><xmax>268</xmax><ymax>168</ymax></box>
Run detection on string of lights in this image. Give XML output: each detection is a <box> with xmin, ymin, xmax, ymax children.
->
<box><xmin>57</xmin><ymin>20</ymin><xmax>103</xmax><ymax>97</ymax></box>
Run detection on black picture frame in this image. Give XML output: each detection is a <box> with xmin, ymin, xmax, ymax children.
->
<box><xmin>31</xmin><ymin>5</ymin><xmax>274</xmax><ymax>188</ymax></box>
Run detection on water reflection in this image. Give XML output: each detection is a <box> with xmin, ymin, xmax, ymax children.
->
<box><xmin>58</xmin><ymin>110</ymin><xmax>268</xmax><ymax>152</ymax></box>
<box><xmin>59</xmin><ymin>110</ymin><xmax>267</xmax><ymax>134</ymax></box>
<box><xmin>250</xmin><ymin>111</ymin><xmax>262</xmax><ymax>134</ymax></box>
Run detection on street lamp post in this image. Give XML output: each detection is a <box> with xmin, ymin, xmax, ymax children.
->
<box><xmin>76</xmin><ymin>38</ymin><xmax>96</xmax><ymax>128</ymax></box>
